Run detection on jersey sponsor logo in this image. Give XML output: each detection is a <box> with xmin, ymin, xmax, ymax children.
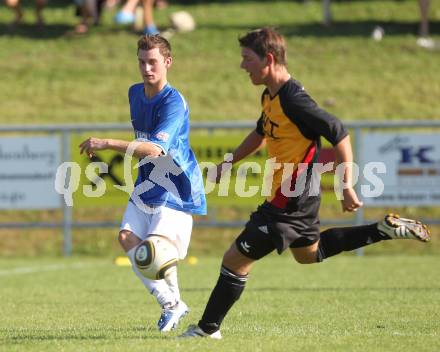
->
<box><xmin>155</xmin><ymin>131</ymin><xmax>170</xmax><ymax>142</ymax></box>
<box><xmin>240</xmin><ymin>241</ymin><xmax>251</xmax><ymax>253</ymax></box>
<box><xmin>261</xmin><ymin>111</ymin><xmax>280</xmax><ymax>139</ymax></box>
<box><xmin>135</xmin><ymin>130</ymin><xmax>151</xmax><ymax>140</ymax></box>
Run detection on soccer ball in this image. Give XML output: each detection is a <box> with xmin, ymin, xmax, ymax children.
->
<box><xmin>170</xmin><ymin>11</ymin><xmax>196</xmax><ymax>33</ymax></box>
<box><xmin>134</xmin><ymin>236</ymin><xmax>178</xmax><ymax>280</ymax></box>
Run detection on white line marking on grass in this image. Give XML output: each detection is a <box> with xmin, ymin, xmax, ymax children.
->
<box><xmin>0</xmin><ymin>262</ymin><xmax>104</xmax><ymax>277</ymax></box>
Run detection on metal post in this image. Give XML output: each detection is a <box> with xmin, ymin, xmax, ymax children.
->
<box><xmin>354</xmin><ymin>126</ymin><xmax>364</xmax><ymax>256</ymax></box>
<box><xmin>323</xmin><ymin>0</ymin><xmax>332</xmax><ymax>26</ymax></box>
<box><xmin>61</xmin><ymin>131</ymin><xmax>73</xmax><ymax>256</ymax></box>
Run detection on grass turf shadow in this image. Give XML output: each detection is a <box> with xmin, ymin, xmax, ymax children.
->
<box><xmin>0</xmin><ymin>23</ymin><xmax>72</xmax><ymax>39</ymax></box>
<box><xmin>196</xmin><ymin>20</ymin><xmax>440</xmax><ymax>37</ymax></box>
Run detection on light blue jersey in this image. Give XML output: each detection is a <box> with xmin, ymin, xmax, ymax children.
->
<box><xmin>128</xmin><ymin>83</ymin><xmax>206</xmax><ymax>215</ymax></box>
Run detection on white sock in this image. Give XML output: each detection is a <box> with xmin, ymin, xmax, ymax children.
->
<box><xmin>164</xmin><ymin>267</ymin><xmax>181</xmax><ymax>303</ymax></box>
<box><xmin>126</xmin><ymin>247</ymin><xmax>176</xmax><ymax>308</ymax></box>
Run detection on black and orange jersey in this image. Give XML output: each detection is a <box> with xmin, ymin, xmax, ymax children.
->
<box><xmin>255</xmin><ymin>78</ymin><xmax>348</xmax><ymax>210</ymax></box>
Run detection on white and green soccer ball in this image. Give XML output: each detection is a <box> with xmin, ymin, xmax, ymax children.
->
<box><xmin>134</xmin><ymin>236</ymin><xmax>178</xmax><ymax>280</ymax></box>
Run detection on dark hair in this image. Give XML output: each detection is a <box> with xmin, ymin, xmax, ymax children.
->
<box><xmin>238</xmin><ymin>27</ymin><xmax>287</xmax><ymax>66</ymax></box>
<box><xmin>137</xmin><ymin>34</ymin><xmax>171</xmax><ymax>58</ymax></box>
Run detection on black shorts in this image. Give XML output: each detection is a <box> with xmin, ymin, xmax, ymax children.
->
<box><xmin>235</xmin><ymin>199</ymin><xmax>321</xmax><ymax>260</ymax></box>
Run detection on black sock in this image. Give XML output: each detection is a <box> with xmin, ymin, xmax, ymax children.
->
<box><xmin>317</xmin><ymin>223</ymin><xmax>388</xmax><ymax>261</ymax></box>
<box><xmin>198</xmin><ymin>265</ymin><xmax>248</xmax><ymax>334</ymax></box>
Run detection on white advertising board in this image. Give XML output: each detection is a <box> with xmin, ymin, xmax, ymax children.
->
<box><xmin>361</xmin><ymin>133</ymin><xmax>440</xmax><ymax>206</ymax></box>
<box><xmin>0</xmin><ymin>136</ymin><xmax>61</xmax><ymax>209</ymax></box>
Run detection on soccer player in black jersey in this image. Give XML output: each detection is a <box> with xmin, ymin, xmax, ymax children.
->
<box><xmin>180</xmin><ymin>27</ymin><xmax>431</xmax><ymax>339</ymax></box>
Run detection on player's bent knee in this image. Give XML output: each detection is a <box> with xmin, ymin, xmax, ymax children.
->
<box><xmin>290</xmin><ymin>241</ymin><xmax>320</xmax><ymax>264</ymax></box>
<box><xmin>293</xmin><ymin>255</ymin><xmax>317</xmax><ymax>264</ymax></box>
<box><xmin>222</xmin><ymin>243</ymin><xmax>235</xmax><ymax>260</ymax></box>
<box><xmin>118</xmin><ymin>230</ymin><xmax>133</xmax><ymax>246</ymax></box>
<box><xmin>291</xmin><ymin>249</ymin><xmax>319</xmax><ymax>264</ymax></box>
<box><xmin>222</xmin><ymin>243</ymin><xmax>255</xmax><ymax>275</ymax></box>
<box><xmin>118</xmin><ymin>230</ymin><xmax>142</xmax><ymax>252</ymax></box>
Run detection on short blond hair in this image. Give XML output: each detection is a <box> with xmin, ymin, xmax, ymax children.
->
<box><xmin>137</xmin><ymin>34</ymin><xmax>171</xmax><ymax>58</ymax></box>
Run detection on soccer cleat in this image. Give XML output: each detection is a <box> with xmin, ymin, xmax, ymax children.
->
<box><xmin>179</xmin><ymin>324</ymin><xmax>222</xmax><ymax>339</ymax></box>
<box><xmin>157</xmin><ymin>301</ymin><xmax>189</xmax><ymax>332</ymax></box>
<box><xmin>143</xmin><ymin>25</ymin><xmax>159</xmax><ymax>35</ymax></box>
<box><xmin>377</xmin><ymin>213</ymin><xmax>431</xmax><ymax>242</ymax></box>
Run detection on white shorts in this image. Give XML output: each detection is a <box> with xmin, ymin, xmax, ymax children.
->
<box><xmin>120</xmin><ymin>202</ymin><xmax>193</xmax><ymax>259</ymax></box>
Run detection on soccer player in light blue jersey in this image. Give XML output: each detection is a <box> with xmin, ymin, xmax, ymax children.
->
<box><xmin>79</xmin><ymin>34</ymin><xmax>206</xmax><ymax>332</ymax></box>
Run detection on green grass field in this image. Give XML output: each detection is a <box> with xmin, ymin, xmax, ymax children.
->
<box><xmin>1</xmin><ymin>255</ymin><xmax>439</xmax><ymax>351</ymax></box>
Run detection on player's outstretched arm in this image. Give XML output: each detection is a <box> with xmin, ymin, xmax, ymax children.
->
<box><xmin>210</xmin><ymin>130</ymin><xmax>265</xmax><ymax>183</ymax></box>
<box><xmin>229</xmin><ymin>130</ymin><xmax>266</xmax><ymax>165</ymax></box>
<box><xmin>333</xmin><ymin>135</ymin><xmax>363</xmax><ymax>212</ymax></box>
<box><xmin>79</xmin><ymin>137</ymin><xmax>162</xmax><ymax>159</ymax></box>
